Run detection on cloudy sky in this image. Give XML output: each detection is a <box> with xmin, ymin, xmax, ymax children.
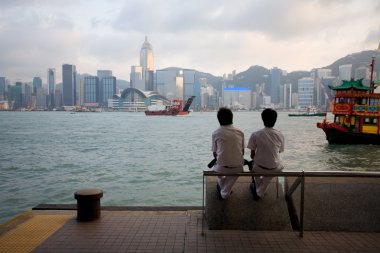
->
<box><xmin>1</xmin><ymin>0</ymin><xmax>379</xmax><ymax>84</ymax></box>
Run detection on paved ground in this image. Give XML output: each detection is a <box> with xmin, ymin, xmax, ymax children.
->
<box><xmin>0</xmin><ymin>209</ymin><xmax>379</xmax><ymax>253</ymax></box>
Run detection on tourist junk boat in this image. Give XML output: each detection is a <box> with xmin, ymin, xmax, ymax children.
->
<box><xmin>145</xmin><ymin>96</ymin><xmax>195</xmax><ymax>116</ymax></box>
<box><xmin>317</xmin><ymin>56</ymin><xmax>380</xmax><ymax>144</ymax></box>
<box><xmin>288</xmin><ymin>106</ymin><xmax>327</xmax><ymax>117</ymax></box>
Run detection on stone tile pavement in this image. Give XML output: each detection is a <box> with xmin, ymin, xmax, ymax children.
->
<box><xmin>0</xmin><ymin>209</ymin><xmax>379</xmax><ymax>253</ymax></box>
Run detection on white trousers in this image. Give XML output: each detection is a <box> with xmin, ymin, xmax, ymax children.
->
<box><xmin>253</xmin><ymin>164</ymin><xmax>283</xmax><ymax>198</ymax></box>
<box><xmin>213</xmin><ymin>164</ymin><xmax>243</xmax><ymax>199</ymax></box>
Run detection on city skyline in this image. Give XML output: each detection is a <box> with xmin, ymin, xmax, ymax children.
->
<box><xmin>1</xmin><ymin>0</ymin><xmax>380</xmax><ymax>83</ymax></box>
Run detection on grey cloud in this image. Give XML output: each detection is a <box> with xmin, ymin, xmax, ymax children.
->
<box><xmin>112</xmin><ymin>0</ymin><xmax>380</xmax><ymax>40</ymax></box>
<box><xmin>0</xmin><ymin>9</ymin><xmax>79</xmax><ymax>81</ymax></box>
<box><xmin>365</xmin><ymin>26</ymin><xmax>380</xmax><ymax>45</ymax></box>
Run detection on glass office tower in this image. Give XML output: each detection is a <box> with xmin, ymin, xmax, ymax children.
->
<box><xmin>62</xmin><ymin>64</ymin><xmax>77</xmax><ymax>106</ymax></box>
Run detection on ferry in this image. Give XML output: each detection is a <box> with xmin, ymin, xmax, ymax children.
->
<box><xmin>145</xmin><ymin>96</ymin><xmax>195</xmax><ymax>116</ymax></box>
<box><xmin>317</xmin><ymin>56</ymin><xmax>380</xmax><ymax>144</ymax></box>
<box><xmin>289</xmin><ymin>106</ymin><xmax>327</xmax><ymax>117</ymax></box>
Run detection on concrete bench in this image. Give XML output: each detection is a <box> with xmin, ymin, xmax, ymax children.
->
<box><xmin>74</xmin><ymin>188</ymin><xmax>103</xmax><ymax>221</ymax></box>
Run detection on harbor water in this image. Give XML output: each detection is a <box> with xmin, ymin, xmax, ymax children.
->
<box><xmin>1</xmin><ymin>111</ymin><xmax>379</xmax><ymax>224</ymax></box>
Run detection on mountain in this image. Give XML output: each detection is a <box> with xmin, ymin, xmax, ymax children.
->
<box><xmin>323</xmin><ymin>50</ymin><xmax>379</xmax><ymax>77</ymax></box>
<box><xmin>116</xmin><ymin>79</ymin><xmax>130</xmax><ymax>90</ymax></box>
<box><xmin>234</xmin><ymin>65</ymin><xmax>269</xmax><ymax>88</ymax></box>
<box><xmin>118</xmin><ymin>50</ymin><xmax>379</xmax><ymax>93</ymax></box>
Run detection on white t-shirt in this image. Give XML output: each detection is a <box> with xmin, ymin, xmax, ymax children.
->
<box><xmin>247</xmin><ymin>127</ymin><xmax>284</xmax><ymax>169</ymax></box>
<box><xmin>212</xmin><ymin>125</ymin><xmax>245</xmax><ymax>167</ymax></box>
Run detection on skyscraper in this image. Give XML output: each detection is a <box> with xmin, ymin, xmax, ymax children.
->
<box><xmin>130</xmin><ymin>66</ymin><xmax>145</xmax><ymax>90</ymax></box>
<box><xmin>298</xmin><ymin>77</ymin><xmax>314</xmax><ymax>109</ymax></box>
<box><xmin>339</xmin><ymin>64</ymin><xmax>352</xmax><ymax>81</ymax></box>
<box><xmin>97</xmin><ymin>70</ymin><xmax>116</xmax><ymax>107</ymax></box>
<box><xmin>62</xmin><ymin>64</ymin><xmax>77</xmax><ymax>106</ymax></box>
<box><xmin>140</xmin><ymin>36</ymin><xmax>154</xmax><ymax>71</ymax></box>
<box><xmin>0</xmin><ymin>77</ymin><xmax>5</xmax><ymax>100</ymax></box>
<box><xmin>140</xmin><ymin>36</ymin><xmax>154</xmax><ymax>91</ymax></box>
<box><xmin>32</xmin><ymin>77</ymin><xmax>42</xmax><ymax>95</ymax></box>
<box><xmin>269</xmin><ymin>67</ymin><xmax>282</xmax><ymax>104</ymax></box>
<box><xmin>47</xmin><ymin>68</ymin><xmax>55</xmax><ymax>109</ymax></box>
<box><xmin>84</xmin><ymin>76</ymin><xmax>99</xmax><ymax>104</ymax></box>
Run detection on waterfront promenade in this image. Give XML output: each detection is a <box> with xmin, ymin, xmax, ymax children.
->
<box><xmin>0</xmin><ymin>207</ymin><xmax>379</xmax><ymax>253</ymax></box>
<box><xmin>1</xmin><ymin>170</ymin><xmax>380</xmax><ymax>252</ymax></box>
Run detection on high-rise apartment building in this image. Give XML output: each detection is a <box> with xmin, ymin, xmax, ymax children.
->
<box><xmin>355</xmin><ymin>66</ymin><xmax>370</xmax><ymax>80</ymax></box>
<box><xmin>317</xmin><ymin>69</ymin><xmax>332</xmax><ymax>79</ymax></box>
<box><xmin>339</xmin><ymin>64</ymin><xmax>352</xmax><ymax>81</ymax></box>
<box><xmin>298</xmin><ymin>77</ymin><xmax>314</xmax><ymax>109</ymax></box>
<box><xmin>284</xmin><ymin>83</ymin><xmax>292</xmax><ymax>108</ymax></box>
<box><xmin>47</xmin><ymin>68</ymin><xmax>55</xmax><ymax>109</ymax></box>
<box><xmin>62</xmin><ymin>64</ymin><xmax>77</xmax><ymax>106</ymax></box>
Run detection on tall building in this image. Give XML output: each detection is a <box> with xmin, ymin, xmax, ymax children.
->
<box><xmin>130</xmin><ymin>66</ymin><xmax>145</xmax><ymax>90</ymax></box>
<box><xmin>32</xmin><ymin>77</ymin><xmax>42</xmax><ymax>95</ymax></box>
<box><xmin>10</xmin><ymin>83</ymin><xmax>22</xmax><ymax>110</ymax></box>
<box><xmin>140</xmin><ymin>36</ymin><xmax>154</xmax><ymax>71</ymax></box>
<box><xmin>0</xmin><ymin>77</ymin><xmax>5</xmax><ymax>100</ymax></box>
<box><xmin>284</xmin><ymin>83</ymin><xmax>292</xmax><ymax>108</ymax></box>
<box><xmin>156</xmin><ymin>69</ymin><xmax>184</xmax><ymax>100</ymax></box>
<box><xmin>355</xmin><ymin>66</ymin><xmax>370</xmax><ymax>86</ymax></box>
<box><xmin>339</xmin><ymin>64</ymin><xmax>352</xmax><ymax>81</ymax></box>
<box><xmin>317</xmin><ymin>69</ymin><xmax>332</xmax><ymax>79</ymax></box>
<box><xmin>269</xmin><ymin>67</ymin><xmax>282</xmax><ymax>104</ymax></box>
<box><xmin>183</xmin><ymin>70</ymin><xmax>196</xmax><ymax>101</ymax></box>
<box><xmin>47</xmin><ymin>68</ymin><xmax>55</xmax><ymax>109</ymax></box>
<box><xmin>140</xmin><ymin>36</ymin><xmax>154</xmax><ymax>91</ymax></box>
<box><xmin>84</xmin><ymin>76</ymin><xmax>99</xmax><ymax>104</ymax></box>
<box><xmin>97</xmin><ymin>70</ymin><xmax>116</xmax><ymax>107</ymax></box>
<box><xmin>97</xmin><ymin>70</ymin><xmax>112</xmax><ymax>80</ymax></box>
<box><xmin>222</xmin><ymin>87</ymin><xmax>251</xmax><ymax>110</ymax></box>
<box><xmin>298</xmin><ymin>77</ymin><xmax>314</xmax><ymax>109</ymax></box>
<box><xmin>62</xmin><ymin>64</ymin><xmax>77</xmax><ymax>106</ymax></box>
<box><xmin>100</xmin><ymin>76</ymin><xmax>116</xmax><ymax>107</ymax></box>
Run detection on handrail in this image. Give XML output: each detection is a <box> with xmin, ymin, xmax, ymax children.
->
<box><xmin>203</xmin><ymin>170</ymin><xmax>380</xmax><ymax>177</ymax></box>
<box><xmin>202</xmin><ymin>170</ymin><xmax>380</xmax><ymax>237</ymax></box>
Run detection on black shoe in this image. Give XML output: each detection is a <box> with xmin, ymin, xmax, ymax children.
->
<box><xmin>250</xmin><ymin>181</ymin><xmax>261</xmax><ymax>201</ymax></box>
<box><xmin>216</xmin><ymin>183</ymin><xmax>223</xmax><ymax>200</ymax></box>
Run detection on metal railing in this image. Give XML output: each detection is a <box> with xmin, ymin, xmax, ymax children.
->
<box><xmin>202</xmin><ymin>170</ymin><xmax>380</xmax><ymax>237</ymax></box>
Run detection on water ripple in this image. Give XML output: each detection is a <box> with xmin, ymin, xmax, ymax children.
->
<box><xmin>1</xmin><ymin>111</ymin><xmax>379</xmax><ymax>224</ymax></box>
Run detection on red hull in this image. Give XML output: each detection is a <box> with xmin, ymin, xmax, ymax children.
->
<box><xmin>144</xmin><ymin>110</ymin><xmax>190</xmax><ymax>116</ymax></box>
<box><xmin>317</xmin><ymin>122</ymin><xmax>380</xmax><ymax>145</ymax></box>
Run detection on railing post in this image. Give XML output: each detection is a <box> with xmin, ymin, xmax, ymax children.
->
<box><xmin>202</xmin><ymin>173</ymin><xmax>205</xmax><ymax>236</ymax></box>
<box><xmin>300</xmin><ymin>170</ymin><xmax>305</xmax><ymax>237</ymax></box>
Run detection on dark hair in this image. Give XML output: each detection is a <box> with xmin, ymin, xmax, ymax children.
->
<box><xmin>261</xmin><ymin>108</ymin><xmax>277</xmax><ymax>127</ymax></box>
<box><xmin>217</xmin><ymin>107</ymin><xmax>233</xmax><ymax>126</ymax></box>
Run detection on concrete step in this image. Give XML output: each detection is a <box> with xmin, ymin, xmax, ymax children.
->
<box><xmin>205</xmin><ymin>176</ymin><xmax>292</xmax><ymax>230</ymax></box>
<box><xmin>286</xmin><ymin>177</ymin><xmax>380</xmax><ymax>232</ymax></box>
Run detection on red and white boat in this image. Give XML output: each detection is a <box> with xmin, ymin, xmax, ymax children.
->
<box><xmin>145</xmin><ymin>96</ymin><xmax>195</xmax><ymax>116</ymax></box>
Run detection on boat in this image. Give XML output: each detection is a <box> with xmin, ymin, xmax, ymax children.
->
<box><xmin>145</xmin><ymin>96</ymin><xmax>195</xmax><ymax>116</ymax></box>
<box><xmin>288</xmin><ymin>106</ymin><xmax>327</xmax><ymax>117</ymax></box>
<box><xmin>317</xmin><ymin>55</ymin><xmax>380</xmax><ymax>144</ymax></box>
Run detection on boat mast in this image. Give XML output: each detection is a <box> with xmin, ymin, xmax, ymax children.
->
<box><xmin>370</xmin><ymin>56</ymin><xmax>375</xmax><ymax>95</ymax></box>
